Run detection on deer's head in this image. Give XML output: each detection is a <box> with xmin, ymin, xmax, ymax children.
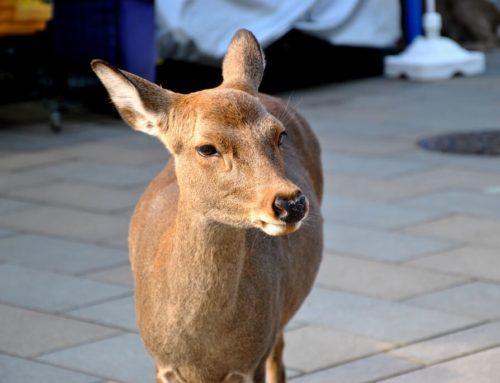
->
<box><xmin>92</xmin><ymin>29</ymin><xmax>307</xmax><ymax>236</ymax></box>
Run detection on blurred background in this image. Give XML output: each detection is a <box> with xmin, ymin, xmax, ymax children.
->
<box><xmin>1</xmin><ymin>1</ymin><xmax>500</xmax><ymax>382</ymax></box>
<box><xmin>0</xmin><ymin>0</ymin><xmax>406</xmax><ymax>129</ymax></box>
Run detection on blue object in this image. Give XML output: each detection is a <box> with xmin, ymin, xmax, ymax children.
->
<box><xmin>120</xmin><ymin>0</ymin><xmax>156</xmax><ymax>81</ymax></box>
<box><xmin>53</xmin><ymin>0</ymin><xmax>156</xmax><ymax>81</ymax></box>
<box><xmin>405</xmin><ymin>0</ymin><xmax>423</xmax><ymax>44</ymax></box>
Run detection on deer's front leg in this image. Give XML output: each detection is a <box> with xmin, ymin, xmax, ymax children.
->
<box><xmin>266</xmin><ymin>332</ymin><xmax>286</xmax><ymax>383</ymax></box>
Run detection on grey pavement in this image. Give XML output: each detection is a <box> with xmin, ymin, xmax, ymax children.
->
<box><xmin>1</xmin><ymin>52</ymin><xmax>500</xmax><ymax>382</ymax></box>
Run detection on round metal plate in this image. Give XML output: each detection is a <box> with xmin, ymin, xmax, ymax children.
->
<box><xmin>418</xmin><ymin>130</ymin><xmax>500</xmax><ymax>156</ymax></box>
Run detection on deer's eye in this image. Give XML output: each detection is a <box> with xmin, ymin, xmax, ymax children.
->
<box><xmin>278</xmin><ymin>131</ymin><xmax>288</xmax><ymax>147</ymax></box>
<box><xmin>196</xmin><ymin>145</ymin><xmax>219</xmax><ymax>157</ymax></box>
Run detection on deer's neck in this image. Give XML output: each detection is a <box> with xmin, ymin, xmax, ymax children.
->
<box><xmin>164</xmin><ymin>201</ymin><xmax>247</xmax><ymax>317</ymax></box>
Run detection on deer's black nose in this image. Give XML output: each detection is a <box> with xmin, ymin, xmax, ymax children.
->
<box><xmin>273</xmin><ymin>193</ymin><xmax>308</xmax><ymax>224</ymax></box>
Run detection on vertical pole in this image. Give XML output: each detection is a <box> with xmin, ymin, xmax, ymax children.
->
<box><xmin>423</xmin><ymin>0</ymin><xmax>441</xmax><ymax>38</ymax></box>
<box><xmin>405</xmin><ymin>0</ymin><xmax>423</xmax><ymax>44</ymax></box>
<box><xmin>426</xmin><ymin>0</ymin><xmax>436</xmax><ymax>13</ymax></box>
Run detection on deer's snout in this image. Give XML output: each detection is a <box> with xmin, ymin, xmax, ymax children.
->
<box><xmin>272</xmin><ymin>192</ymin><xmax>308</xmax><ymax>224</ymax></box>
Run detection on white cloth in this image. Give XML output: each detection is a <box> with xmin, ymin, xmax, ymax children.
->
<box><xmin>156</xmin><ymin>0</ymin><xmax>401</xmax><ymax>62</ymax></box>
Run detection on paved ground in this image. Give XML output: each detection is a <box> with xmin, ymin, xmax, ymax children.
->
<box><xmin>1</xmin><ymin>53</ymin><xmax>500</xmax><ymax>382</ymax></box>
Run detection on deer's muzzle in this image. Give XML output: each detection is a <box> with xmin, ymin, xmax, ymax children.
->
<box><xmin>272</xmin><ymin>193</ymin><xmax>308</xmax><ymax>224</ymax></box>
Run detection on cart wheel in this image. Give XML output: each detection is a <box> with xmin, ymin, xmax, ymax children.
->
<box><xmin>50</xmin><ymin>110</ymin><xmax>62</xmax><ymax>133</ymax></box>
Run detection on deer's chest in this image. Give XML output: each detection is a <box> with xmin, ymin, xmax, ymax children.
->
<box><xmin>135</xmin><ymin>260</ymin><xmax>281</xmax><ymax>368</ymax></box>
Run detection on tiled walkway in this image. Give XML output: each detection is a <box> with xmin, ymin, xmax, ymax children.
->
<box><xmin>1</xmin><ymin>53</ymin><xmax>500</xmax><ymax>382</ymax></box>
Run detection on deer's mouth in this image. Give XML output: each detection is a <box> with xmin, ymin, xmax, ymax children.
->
<box><xmin>254</xmin><ymin>219</ymin><xmax>302</xmax><ymax>236</ymax></box>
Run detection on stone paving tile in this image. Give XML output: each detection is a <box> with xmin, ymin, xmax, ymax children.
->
<box><xmin>405</xmin><ymin>282</ymin><xmax>500</xmax><ymax>320</ymax></box>
<box><xmin>294</xmin><ymin>287</ymin><xmax>480</xmax><ymax>344</ymax></box>
<box><xmin>382</xmin><ymin>168</ymin><xmax>500</xmax><ymax>194</ymax></box>
<box><xmin>407</xmin><ymin>246</ymin><xmax>500</xmax><ymax>282</ymax></box>
<box><xmin>101</xmin><ymin>235</ymin><xmax>128</xmax><ymax>250</ymax></box>
<box><xmin>6</xmin><ymin>181</ymin><xmax>143</xmax><ymax>213</ymax></box>
<box><xmin>0</xmin><ymin>120</ymin><xmax>127</xmax><ymax>152</ymax></box>
<box><xmin>0</xmin><ymin>353</ymin><xmax>99</xmax><ymax>383</ymax></box>
<box><xmin>324</xmin><ymin>168</ymin><xmax>500</xmax><ymax>202</ymax></box>
<box><xmin>0</xmin><ymin>171</ymin><xmax>51</xmax><ymax>192</ymax></box>
<box><xmin>68</xmin><ymin>296</ymin><xmax>137</xmax><ymax>332</ymax></box>
<box><xmin>84</xmin><ymin>264</ymin><xmax>133</xmax><ymax>287</ymax></box>
<box><xmin>0</xmin><ymin>125</ymin><xmax>128</xmax><ymax>149</ymax></box>
<box><xmin>320</xmin><ymin>135</ymin><xmax>414</xmax><ymax>156</ymax></box>
<box><xmin>322</xmin><ymin>152</ymin><xmax>433</xmax><ymax>178</ymax></box>
<box><xmin>317</xmin><ymin>253</ymin><xmax>468</xmax><ymax>300</ymax></box>
<box><xmin>65</xmin><ymin>125</ymin><xmax>134</xmax><ymax>141</ymax></box>
<box><xmin>322</xmin><ymin>195</ymin><xmax>447</xmax><ymax>229</ymax></box>
<box><xmin>0</xmin><ymin>205</ymin><xmax>129</xmax><ymax>242</ymax></box>
<box><xmin>390</xmin><ymin>321</ymin><xmax>500</xmax><ymax>365</ymax></box>
<box><xmin>0</xmin><ymin>228</ymin><xmax>14</xmax><ymax>238</ymax></box>
<box><xmin>0</xmin><ymin>303</ymin><xmax>121</xmax><ymax>357</ymax></box>
<box><xmin>287</xmin><ymin>369</ymin><xmax>301</xmax><ymax>379</ymax></box>
<box><xmin>402</xmin><ymin>215</ymin><xmax>500</xmax><ymax>248</ymax></box>
<box><xmin>324</xmin><ymin>223</ymin><xmax>456</xmax><ymax>262</ymax></box>
<box><xmin>0</xmin><ymin>197</ymin><xmax>32</xmax><ymax>214</ymax></box>
<box><xmin>379</xmin><ymin>346</ymin><xmax>500</xmax><ymax>383</ymax></box>
<box><xmin>299</xmin><ymin>102</ymin><xmax>428</xmax><ymax>140</ymax></box>
<box><xmin>399</xmin><ymin>148</ymin><xmax>500</xmax><ymax>174</ymax></box>
<box><xmin>284</xmin><ymin>325</ymin><xmax>391</xmax><ymax>372</ymax></box>
<box><xmin>0</xmin><ymin>234</ymin><xmax>127</xmax><ymax>274</ymax></box>
<box><xmin>323</xmin><ymin>174</ymin><xmax>392</xmax><ymax>201</ymax></box>
<box><xmin>38</xmin><ymin>333</ymin><xmax>154</xmax><ymax>383</ymax></box>
<box><xmin>114</xmin><ymin>208</ymin><xmax>134</xmax><ymax>221</ymax></box>
<box><xmin>0</xmin><ymin>149</ymin><xmax>72</xmax><ymax>171</ymax></box>
<box><xmin>285</xmin><ymin>320</ymin><xmax>307</xmax><ymax>332</ymax></box>
<box><xmin>396</xmin><ymin>191</ymin><xmax>500</xmax><ymax>219</ymax></box>
<box><xmin>26</xmin><ymin>161</ymin><xmax>163</xmax><ymax>187</ymax></box>
<box><xmin>290</xmin><ymin>353</ymin><xmax>419</xmax><ymax>383</ymax></box>
<box><xmin>111</xmin><ymin>132</ymin><xmax>164</xmax><ymax>149</ymax></box>
<box><xmin>51</xmin><ymin>141</ymin><xmax>168</xmax><ymax>167</ymax></box>
<box><xmin>0</xmin><ymin>264</ymin><xmax>130</xmax><ymax>312</ymax></box>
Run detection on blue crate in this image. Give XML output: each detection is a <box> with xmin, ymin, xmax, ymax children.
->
<box><xmin>53</xmin><ymin>0</ymin><xmax>155</xmax><ymax>81</ymax></box>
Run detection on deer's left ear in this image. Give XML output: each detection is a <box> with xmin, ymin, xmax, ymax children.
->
<box><xmin>91</xmin><ymin>59</ymin><xmax>175</xmax><ymax>136</ymax></box>
<box><xmin>221</xmin><ymin>29</ymin><xmax>265</xmax><ymax>95</ymax></box>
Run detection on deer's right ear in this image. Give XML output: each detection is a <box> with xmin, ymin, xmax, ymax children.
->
<box><xmin>221</xmin><ymin>29</ymin><xmax>265</xmax><ymax>95</ymax></box>
<box><xmin>91</xmin><ymin>59</ymin><xmax>174</xmax><ymax>136</ymax></box>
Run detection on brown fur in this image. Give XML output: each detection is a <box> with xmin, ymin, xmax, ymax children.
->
<box><xmin>91</xmin><ymin>29</ymin><xmax>323</xmax><ymax>383</ymax></box>
<box><xmin>437</xmin><ymin>0</ymin><xmax>500</xmax><ymax>50</ymax></box>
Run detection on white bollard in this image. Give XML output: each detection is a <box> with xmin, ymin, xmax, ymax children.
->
<box><xmin>385</xmin><ymin>0</ymin><xmax>485</xmax><ymax>81</ymax></box>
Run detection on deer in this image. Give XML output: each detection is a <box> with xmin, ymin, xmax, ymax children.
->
<box><xmin>91</xmin><ymin>29</ymin><xmax>323</xmax><ymax>383</ymax></box>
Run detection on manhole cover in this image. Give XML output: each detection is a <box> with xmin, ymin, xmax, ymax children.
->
<box><xmin>418</xmin><ymin>130</ymin><xmax>500</xmax><ymax>156</ymax></box>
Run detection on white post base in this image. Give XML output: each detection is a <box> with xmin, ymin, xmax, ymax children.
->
<box><xmin>385</xmin><ymin>10</ymin><xmax>485</xmax><ymax>81</ymax></box>
<box><xmin>385</xmin><ymin>35</ymin><xmax>485</xmax><ymax>81</ymax></box>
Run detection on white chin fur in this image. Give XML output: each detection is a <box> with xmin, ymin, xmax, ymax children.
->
<box><xmin>260</xmin><ymin>221</ymin><xmax>302</xmax><ymax>236</ymax></box>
